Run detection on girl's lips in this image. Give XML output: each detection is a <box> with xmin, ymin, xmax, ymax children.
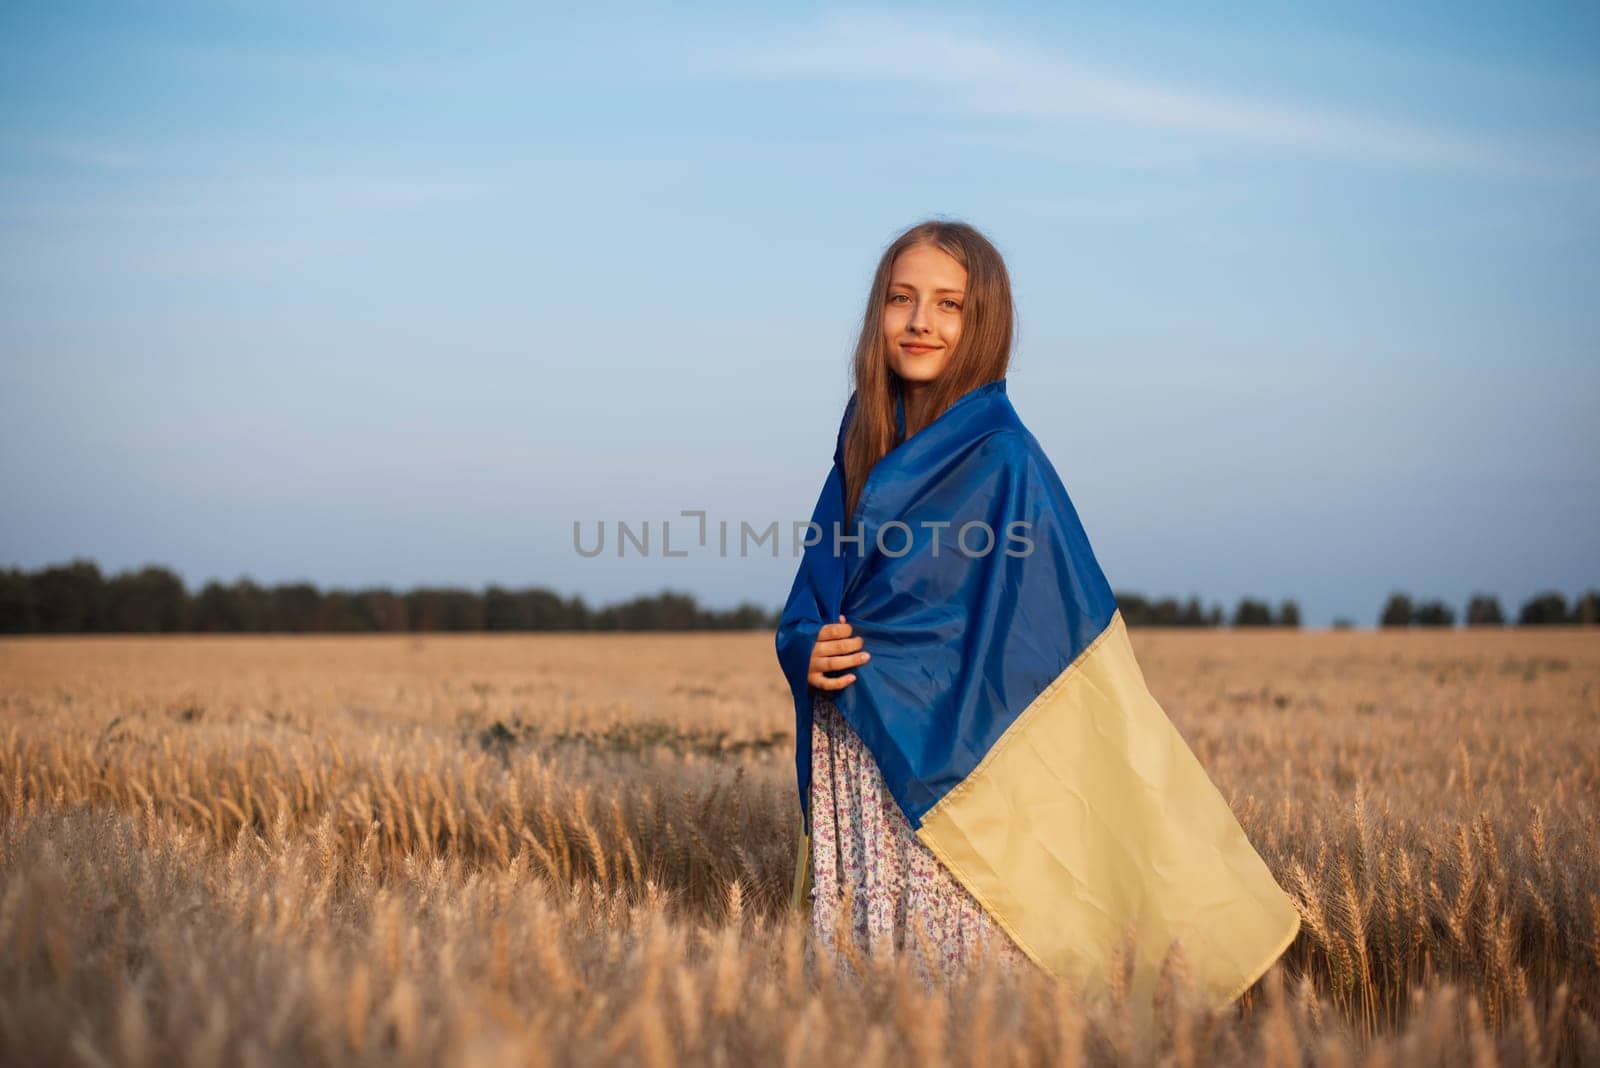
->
<box><xmin>901</xmin><ymin>344</ymin><xmax>941</xmax><ymax>354</ymax></box>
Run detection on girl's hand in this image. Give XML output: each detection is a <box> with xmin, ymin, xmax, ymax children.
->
<box><xmin>808</xmin><ymin>614</ymin><xmax>870</xmax><ymax>690</ymax></box>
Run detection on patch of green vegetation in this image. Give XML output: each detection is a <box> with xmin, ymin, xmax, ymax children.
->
<box><xmin>1497</xmin><ymin>656</ymin><xmax>1572</xmax><ymax>681</ymax></box>
<box><xmin>469</xmin><ymin>716</ymin><xmax>788</xmax><ymax>766</ymax></box>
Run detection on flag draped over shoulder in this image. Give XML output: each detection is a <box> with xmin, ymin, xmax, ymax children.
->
<box><xmin>775</xmin><ymin>376</ymin><xmax>1300</xmax><ymax>1013</ymax></box>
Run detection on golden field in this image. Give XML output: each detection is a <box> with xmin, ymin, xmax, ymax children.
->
<box><xmin>1</xmin><ymin>628</ymin><xmax>1597</xmax><ymax>1066</ymax></box>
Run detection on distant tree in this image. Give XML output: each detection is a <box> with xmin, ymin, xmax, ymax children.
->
<box><xmin>314</xmin><ymin>590</ymin><xmax>369</xmax><ymax>632</ymax></box>
<box><xmin>596</xmin><ymin>589</ymin><xmax>704</xmax><ymax>630</ymax></box>
<box><xmin>564</xmin><ymin>594</ymin><xmax>594</xmax><ymax>630</ymax></box>
<box><xmin>1572</xmin><ymin>590</ymin><xmax>1600</xmax><ymax>625</ymax></box>
<box><xmin>0</xmin><ymin>568</ymin><xmax>37</xmax><ymax>633</ymax></box>
<box><xmin>1412</xmin><ymin>599</ymin><xmax>1456</xmax><ymax>627</ymax></box>
<box><xmin>1275</xmin><ymin>599</ymin><xmax>1301</xmax><ymax>628</ymax></box>
<box><xmin>268</xmin><ymin>582</ymin><xmax>324</xmax><ymax>632</ymax></box>
<box><xmin>1464</xmin><ymin>593</ymin><xmax>1505</xmax><ymax>626</ymax></box>
<box><xmin>232</xmin><ymin>579</ymin><xmax>271</xmax><ymax>631</ymax></box>
<box><xmin>1150</xmin><ymin>597</ymin><xmax>1183</xmax><ymax>626</ymax></box>
<box><xmin>548</xmin><ymin>592</ymin><xmax>591</xmax><ymax>630</ymax></box>
<box><xmin>706</xmin><ymin>600</ymin><xmax>776</xmax><ymax>630</ymax></box>
<box><xmin>405</xmin><ymin>588</ymin><xmax>486</xmax><ymax>632</ymax></box>
<box><xmin>1518</xmin><ymin>591</ymin><xmax>1570</xmax><ymax>625</ymax></box>
<box><xmin>350</xmin><ymin>588</ymin><xmax>409</xmax><ymax>631</ymax></box>
<box><xmin>191</xmin><ymin>581</ymin><xmax>235</xmax><ymax>631</ymax></box>
<box><xmin>190</xmin><ymin>578</ymin><xmax>269</xmax><ymax>631</ymax></box>
<box><xmin>1113</xmin><ymin>591</ymin><xmax>1152</xmax><ymax>626</ymax></box>
<box><xmin>1098</xmin><ymin>591</ymin><xmax>1236</xmax><ymax>627</ymax></box>
<box><xmin>1379</xmin><ymin>592</ymin><xmax>1413</xmax><ymax>628</ymax></box>
<box><xmin>1232</xmin><ymin>597</ymin><xmax>1273</xmax><ymax>627</ymax></box>
<box><xmin>106</xmin><ymin>565</ymin><xmax>187</xmax><ymax>632</ymax></box>
<box><xmin>484</xmin><ymin>585</ymin><xmax>528</xmax><ymax>630</ymax></box>
<box><xmin>29</xmin><ymin>558</ymin><xmax>109</xmax><ymax>632</ymax></box>
<box><xmin>484</xmin><ymin>586</ymin><xmax>587</xmax><ymax>630</ymax></box>
<box><xmin>1331</xmin><ymin>617</ymin><xmax>1354</xmax><ymax>630</ymax></box>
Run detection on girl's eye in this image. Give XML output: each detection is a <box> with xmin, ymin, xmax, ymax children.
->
<box><xmin>887</xmin><ymin>293</ymin><xmax>959</xmax><ymax>308</ymax></box>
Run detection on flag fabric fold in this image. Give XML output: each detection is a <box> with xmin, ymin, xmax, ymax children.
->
<box><xmin>775</xmin><ymin>376</ymin><xmax>1300</xmax><ymax>1012</ymax></box>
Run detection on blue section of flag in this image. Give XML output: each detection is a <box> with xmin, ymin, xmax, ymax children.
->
<box><xmin>776</xmin><ymin>377</ymin><xmax>1119</xmax><ymax>833</ymax></box>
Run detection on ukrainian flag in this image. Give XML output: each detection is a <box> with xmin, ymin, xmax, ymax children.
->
<box><xmin>777</xmin><ymin>377</ymin><xmax>1300</xmax><ymax>1013</ymax></box>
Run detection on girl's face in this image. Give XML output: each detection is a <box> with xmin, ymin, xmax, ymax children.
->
<box><xmin>881</xmin><ymin>243</ymin><xmax>966</xmax><ymax>390</ymax></box>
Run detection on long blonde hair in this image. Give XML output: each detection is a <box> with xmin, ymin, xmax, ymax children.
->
<box><xmin>842</xmin><ymin>219</ymin><xmax>1015</xmax><ymax>522</ymax></box>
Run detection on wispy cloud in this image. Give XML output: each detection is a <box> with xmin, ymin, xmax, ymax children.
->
<box><xmin>0</xmin><ymin>174</ymin><xmax>489</xmax><ymax>223</ymax></box>
<box><xmin>930</xmin><ymin>129</ymin><xmax>1207</xmax><ymax>173</ymax></box>
<box><xmin>1009</xmin><ymin>181</ymin><xmax>1255</xmax><ymax>223</ymax></box>
<box><xmin>706</xmin><ymin>8</ymin><xmax>1599</xmax><ymax>180</ymax></box>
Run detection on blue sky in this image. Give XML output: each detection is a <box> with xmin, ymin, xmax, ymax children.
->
<box><xmin>2</xmin><ymin>1</ymin><xmax>1596</xmax><ymax>627</ymax></box>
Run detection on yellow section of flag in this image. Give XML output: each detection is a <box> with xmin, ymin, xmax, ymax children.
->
<box><xmin>916</xmin><ymin>609</ymin><xmax>1301</xmax><ymax>1013</ymax></box>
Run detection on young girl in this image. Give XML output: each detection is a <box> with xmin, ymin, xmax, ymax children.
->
<box><xmin>776</xmin><ymin>219</ymin><xmax>1300</xmax><ymax>1009</ymax></box>
<box><xmin>796</xmin><ymin>221</ymin><xmax>1031</xmax><ymax>982</ymax></box>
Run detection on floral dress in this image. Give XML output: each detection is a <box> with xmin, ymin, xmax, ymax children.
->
<box><xmin>806</xmin><ymin>689</ymin><xmax>1034</xmax><ymax>984</ymax></box>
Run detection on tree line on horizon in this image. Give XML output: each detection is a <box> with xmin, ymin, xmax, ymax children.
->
<box><xmin>1376</xmin><ymin>589</ymin><xmax>1598</xmax><ymax>627</ymax></box>
<box><xmin>0</xmin><ymin>559</ymin><xmax>1593</xmax><ymax>634</ymax></box>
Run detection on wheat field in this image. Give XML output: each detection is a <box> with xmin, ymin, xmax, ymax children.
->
<box><xmin>1</xmin><ymin>627</ymin><xmax>1597</xmax><ymax>1066</ymax></box>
